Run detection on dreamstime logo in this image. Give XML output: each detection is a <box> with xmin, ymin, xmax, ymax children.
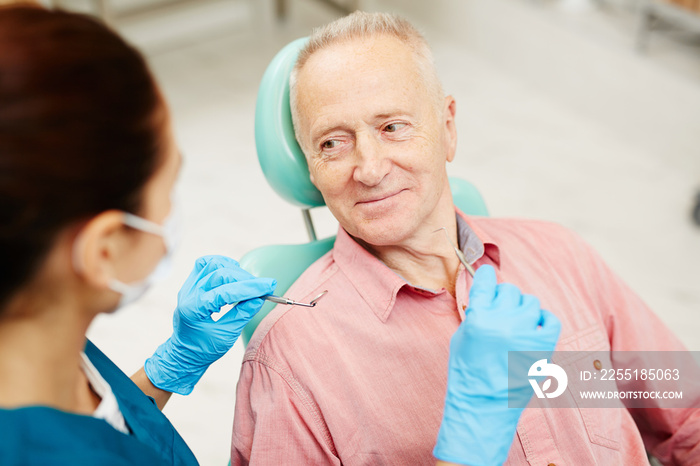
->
<box><xmin>528</xmin><ymin>359</ymin><xmax>568</xmax><ymax>399</ymax></box>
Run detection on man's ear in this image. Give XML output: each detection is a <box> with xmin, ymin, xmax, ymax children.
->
<box><xmin>73</xmin><ymin>210</ymin><xmax>127</xmax><ymax>289</ymax></box>
<box><xmin>443</xmin><ymin>96</ymin><xmax>457</xmax><ymax>163</ymax></box>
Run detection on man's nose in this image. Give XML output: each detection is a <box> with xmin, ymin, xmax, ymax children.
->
<box><xmin>352</xmin><ymin>132</ymin><xmax>390</xmax><ymax>187</ymax></box>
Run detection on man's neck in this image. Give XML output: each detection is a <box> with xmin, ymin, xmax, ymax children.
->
<box><xmin>359</xmin><ymin>207</ymin><xmax>462</xmax><ymax>295</ymax></box>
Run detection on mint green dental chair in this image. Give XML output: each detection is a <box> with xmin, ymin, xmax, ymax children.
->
<box><xmin>239</xmin><ymin>38</ymin><xmax>489</xmax><ymax>346</ymax></box>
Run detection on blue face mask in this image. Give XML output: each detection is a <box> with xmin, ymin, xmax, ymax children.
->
<box><xmin>107</xmin><ymin>204</ymin><xmax>181</xmax><ymax>308</ymax></box>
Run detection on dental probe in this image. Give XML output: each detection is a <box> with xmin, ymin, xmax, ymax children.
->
<box><xmin>264</xmin><ymin>290</ymin><xmax>328</xmax><ymax>308</ymax></box>
<box><xmin>434</xmin><ymin>227</ymin><xmax>476</xmax><ymax>277</ymax></box>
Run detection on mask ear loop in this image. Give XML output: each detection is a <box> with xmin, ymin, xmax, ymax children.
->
<box><xmin>122</xmin><ymin>213</ymin><xmax>165</xmax><ymax>237</ymax></box>
<box><xmin>72</xmin><ymin>212</ymin><xmax>166</xmax><ymax>290</ymax></box>
<box><xmin>71</xmin><ymin>220</ymin><xmax>130</xmax><ymax>297</ymax></box>
<box><xmin>72</xmin><ymin>213</ymin><xmax>165</xmax><ymax>273</ymax></box>
<box><xmin>109</xmin><ymin>212</ymin><xmax>169</xmax><ymax>292</ymax></box>
<box><xmin>70</xmin><ymin>218</ymin><xmax>142</xmax><ymax>296</ymax></box>
<box><xmin>122</xmin><ymin>196</ymin><xmax>181</xmax><ymax>253</ymax></box>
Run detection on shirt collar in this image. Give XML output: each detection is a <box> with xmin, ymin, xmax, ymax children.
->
<box><xmin>456</xmin><ymin>212</ymin><xmax>501</xmax><ymax>268</ymax></box>
<box><xmin>332</xmin><ymin>227</ymin><xmax>406</xmax><ymax>322</ymax></box>
<box><xmin>332</xmin><ymin>208</ymin><xmax>501</xmax><ymax>322</ymax></box>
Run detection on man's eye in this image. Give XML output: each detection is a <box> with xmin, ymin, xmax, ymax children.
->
<box><xmin>322</xmin><ymin>140</ymin><xmax>339</xmax><ymax>149</ymax></box>
<box><xmin>385</xmin><ymin>123</ymin><xmax>407</xmax><ymax>132</ymax></box>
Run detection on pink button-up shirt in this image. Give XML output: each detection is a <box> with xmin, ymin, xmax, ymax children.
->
<box><xmin>232</xmin><ymin>212</ymin><xmax>699</xmax><ymax>465</ymax></box>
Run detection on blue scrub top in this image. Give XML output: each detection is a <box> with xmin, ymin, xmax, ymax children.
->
<box><xmin>0</xmin><ymin>340</ymin><xmax>199</xmax><ymax>465</ymax></box>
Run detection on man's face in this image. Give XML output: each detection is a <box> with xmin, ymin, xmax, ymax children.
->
<box><xmin>295</xmin><ymin>35</ymin><xmax>456</xmax><ymax>247</ymax></box>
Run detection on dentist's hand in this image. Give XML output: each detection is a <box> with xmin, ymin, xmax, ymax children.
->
<box><xmin>145</xmin><ymin>255</ymin><xmax>276</xmax><ymax>395</ymax></box>
<box><xmin>434</xmin><ymin>265</ymin><xmax>561</xmax><ymax>466</ymax></box>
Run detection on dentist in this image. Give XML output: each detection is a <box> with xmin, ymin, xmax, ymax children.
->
<box><xmin>0</xmin><ymin>5</ymin><xmax>275</xmax><ymax>464</ymax></box>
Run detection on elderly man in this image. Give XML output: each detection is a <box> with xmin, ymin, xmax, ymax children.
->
<box><xmin>232</xmin><ymin>11</ymin><xmax>699</xmax><ymax>466</ymax></box>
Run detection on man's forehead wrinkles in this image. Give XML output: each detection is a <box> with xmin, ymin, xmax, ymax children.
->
<box><xmin>296</xmin><ymin>35</ymin><xmax>432</xmax><ymax>150</ymax></box>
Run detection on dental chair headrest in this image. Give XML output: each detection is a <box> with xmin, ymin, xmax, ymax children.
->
<box><xmin>255</xmin><ymin>37</ymin><xmax>325</xmax><ymax>208</ymax></box>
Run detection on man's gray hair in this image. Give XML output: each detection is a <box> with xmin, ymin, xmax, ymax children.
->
<box><xmin>289</xmin><ymin>11</ymin><xmax>444</xmax><ymax>153</ymax></box>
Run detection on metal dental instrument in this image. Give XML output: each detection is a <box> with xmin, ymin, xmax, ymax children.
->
<box><xmin>264</xmin><ymin>290</ymin><xmax>328</xmax><ymax>308</ymax></box>
<box><xmin>434</xmin><ymin>227</ymin><xmax>476</xmax><ymax>277</ymax></box>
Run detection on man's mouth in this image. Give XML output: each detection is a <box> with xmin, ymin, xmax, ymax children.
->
<box><xmin>356</xmin><ymin>189</ymin><xmax>406</xmax><ymax>205</ymax></box>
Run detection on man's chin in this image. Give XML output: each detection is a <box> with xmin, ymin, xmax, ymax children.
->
<box><xmin>346</xmin><ymin>218</ymin><xmax>412</xmax><ymax>248</ymax></box>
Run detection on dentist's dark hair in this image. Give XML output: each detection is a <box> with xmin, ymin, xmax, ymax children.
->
<box><xmin>0</xmin><ymin>5</ymin><xmax>165</xmax><ymax>309</ymax></box>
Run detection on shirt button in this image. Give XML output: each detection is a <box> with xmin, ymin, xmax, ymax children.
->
<box><xmin>593</xmin><ymin>359</ymin><xmax>602</xmax><ymax>370</ymax></box>
<box><xmin>547</xmin><ymin>463</ymin><xmax>557</xmax><ymax>466</ymax></box>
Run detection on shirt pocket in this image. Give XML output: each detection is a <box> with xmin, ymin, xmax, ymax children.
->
<box><xmin>555</xmin><ymin>323</ymin><xmax>622</xmax><ymax>451</ymax></box>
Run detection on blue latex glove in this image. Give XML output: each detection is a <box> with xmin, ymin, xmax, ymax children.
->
<box><xmin>144</xmin><ymin>255</ymin><xmax>276</xmax><ymax>395</ymax></box>
<box><xmin>433</xmin><ymin>265</ymin><xmax>561</xmax><ymax>466</ymax></box>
